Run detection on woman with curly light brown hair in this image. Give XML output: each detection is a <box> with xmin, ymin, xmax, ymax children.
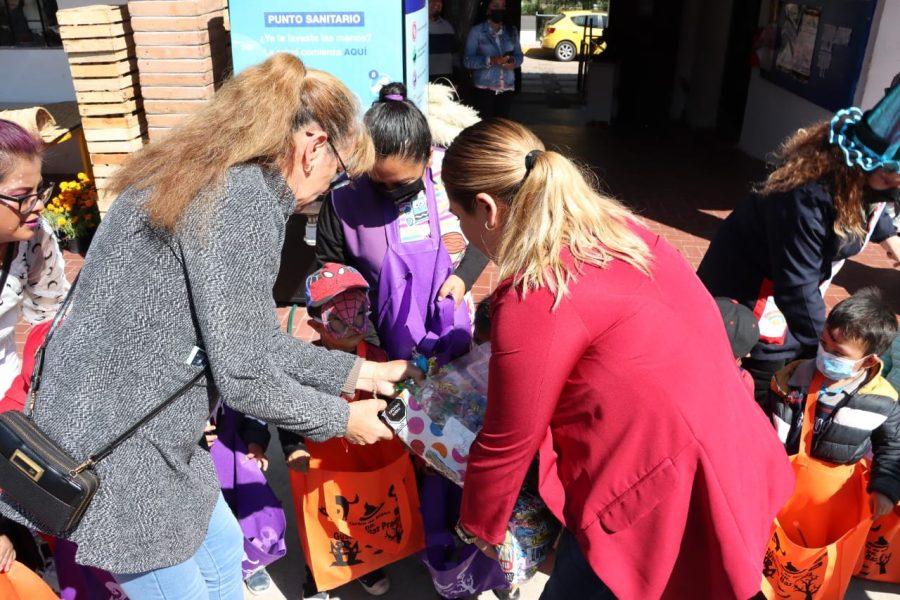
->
<box><xmin>698</xmin><ymin>84</ymin><xmax>900</xmax><ymax>404</ymax></box>
<box><xmin>0</xmin><ymin>53</ymin><xmax>421</xmax><ymax>599</ymax></box>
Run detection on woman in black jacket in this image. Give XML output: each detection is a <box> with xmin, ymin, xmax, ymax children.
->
<box><xmin>698</xmin><ymin>85</ymin><xmax>900</xmax><ymax>404</ymax></box>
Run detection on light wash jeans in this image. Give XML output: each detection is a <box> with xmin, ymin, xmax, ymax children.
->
<box><xmin>111</xmin><ymin>494</ymin><xmax>244</xmax><ymax>600</ymax></box>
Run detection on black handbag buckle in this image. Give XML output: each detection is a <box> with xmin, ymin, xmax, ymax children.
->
<box><xmin>11</xmin><ymin>449</ymin><xmax>44</xmax><ymax>482</ymax></box>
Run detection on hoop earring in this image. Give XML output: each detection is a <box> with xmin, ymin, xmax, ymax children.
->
<box><xmin>484</xmin><ymin>221</ymin><xmax>497</xmax><ymax>232</ymax></box>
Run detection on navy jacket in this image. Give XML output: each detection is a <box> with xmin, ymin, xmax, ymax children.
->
<box><xmin>698</xmin><ymin>181</ymin><xmax>896</xmax><ymax>362</ymax></box>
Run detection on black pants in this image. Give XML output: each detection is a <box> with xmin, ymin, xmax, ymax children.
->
<box><xmin>471</xmin><ymin>88</ymin><xmax>515</xmax><ymax>120</ymax></box>
<box><xmin>742</xmin><ymin>357</ymin><xmax>788</xmax><ymax>408</ymax></box>
<box><xmin>540</xmin><ymin>530</ymin><xmax>615</xmax><ymax>600</ymax></box>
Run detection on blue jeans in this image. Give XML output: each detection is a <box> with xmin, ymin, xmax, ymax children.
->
<box><xmin>540</xmin><ymin>530</ymin><xmax>615</xmax><ymax>600</ymax></box>
<box><xmin>111</xmin><ymin>494</ymin><xmax>244</xmax><ymax>600</ymax></box>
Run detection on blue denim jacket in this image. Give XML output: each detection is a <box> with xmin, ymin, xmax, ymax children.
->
<box><xmin>463</xmin><ymin>21</ymin><xmax>523</xmax><ymax>92</ymax></box>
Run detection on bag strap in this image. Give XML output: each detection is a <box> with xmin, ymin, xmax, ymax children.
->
<box><xmin>798</xmin><ymin>372</ymin><xmax>825</xmax><ymax>459</ymax></box>
<box><xmin>0</xmin><ymin>242</ymin><xmax>17</xmax><ymax>296</ymax></box>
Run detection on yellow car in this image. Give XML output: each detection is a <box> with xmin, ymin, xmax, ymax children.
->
<box><xmin>540</xmin><ymin>10</ymin><xmax>608</xmax><ymax>62</ymax></box>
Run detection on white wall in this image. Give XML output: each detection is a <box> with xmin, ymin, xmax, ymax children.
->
<box><xmin>738</xmin><ymin>0</ymin><xmax>899</xmax><ymax>161</ymax></box>
<box><xmin>739</xmin><ymin>71</ymin><xmax>831</xmax><ymax>161</ymax></box>
<box><xmin>856</xmin><ymin>0</ymin><xmax>900</xmax><ymax>108</ymax></box>
<box><xmin>0</xmin><ymin>48</ymin><xmax>76</xmax><ymax>103</ymax></box>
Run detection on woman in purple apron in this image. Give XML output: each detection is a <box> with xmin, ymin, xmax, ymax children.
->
<box><xmin>316</xmin><ymin>82</ymin><xmax>487</xmax><ymax>367</ymax></box>
<box><xmin>316</xmin><ymin>83</ymin><xmax>501</xmax><ymax>599</ymax></box>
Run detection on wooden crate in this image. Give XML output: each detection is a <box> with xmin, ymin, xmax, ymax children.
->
<box><xmin>59</xmin><ymin>22</ymin><xmax>132</xmax><ymax>40</ymax></box>
<box><xmin>84</xmin><ymin>123</ymin><xmax>145</xmax><ymax>143</ymax></box>
<box><xmin>72</xmin><ymin>71</ymin><xmax>140</xmax><ymax>93</ymax></box>
<box><xmin>86</xmin><ymin>137</ymin><xmax>148</xmax><ymax>153</ymax></box>
<box><xmin>76</xmin><ymin>88</ymin><xmax>138</xmax><ymax>104</ymax></box>
<box><xmin>62</xmin><ymin>35</ymin><xmax>134</xmax><ymax>54</ymax></box>
<box><xmin>78</xmin><ymin>98</ymin><xmax>143</xmax><ymax>117</ymax></box>
<box><xmin>69</xmin><ymin>58</ymin><xmax>139</xmax><ymax>78</ymax></box>
<box><xmin>56</xmin><ymin>4</ymin><xmax>128</xmax><ymax>26</ymax></box>
<box><xmin>82</xmin><ymin>113</ymin><xmax>144</xmax><ymax>130</ymax></box>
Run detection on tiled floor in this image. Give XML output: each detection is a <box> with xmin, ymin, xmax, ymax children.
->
<box><xmin>17</xmin><ymin>46</ymin><xmax>899</xmax><ymax>600</ymax></box>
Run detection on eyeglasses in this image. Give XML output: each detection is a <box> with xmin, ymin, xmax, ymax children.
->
<box><xmin>0</xmin><ymin>182</ymin><xmax>55</xmax><ymax>214</ymax></box>
<box><xmin>326</xmin><ymin>138</ymin><xmax>351</xmax><ymax>192</ymax></box>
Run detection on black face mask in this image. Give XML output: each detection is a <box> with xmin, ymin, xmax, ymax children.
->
<box><xmin>489</xmin><ymin>9</ymin><xmax>506</xmax><ymax>23</ymax></box>
<box><xmin>374</xmin><ymin>177</ymin><xmax>425</xmax><ymax>204</ymax></box>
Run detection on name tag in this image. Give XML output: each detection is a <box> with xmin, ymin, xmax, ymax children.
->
<box><xmin>398</xmin><ymin>195</ymin><xmax>432</xmax><ymax>244</ymax></box>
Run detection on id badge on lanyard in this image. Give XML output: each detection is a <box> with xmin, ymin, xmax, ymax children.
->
<box><xmin>398</xmin><ymin>193</ymin><xmax>432</xmax><ymax>245</ymax></box>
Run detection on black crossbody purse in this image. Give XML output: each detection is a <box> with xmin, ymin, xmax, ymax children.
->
<box><xmin>0</xmin><ymin>253</ymin><xmax>208</xmax><ymax>537</ymax></box>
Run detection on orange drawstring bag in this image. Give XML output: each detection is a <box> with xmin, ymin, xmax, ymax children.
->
<box><xmin>855</xmin><ymin>505</ymin><xmax>900</xmax><ymax>582</ymax></box>
<box><xmin>761</xmin><ymin>373</ymin><xmax>873</xmax><ymax>599</ymax></box>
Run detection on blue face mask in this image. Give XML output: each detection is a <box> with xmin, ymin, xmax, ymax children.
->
<box><xmin>815</xmin><ymin>344</ymin><xmax>863</xmax><ymax>381</ymax></box>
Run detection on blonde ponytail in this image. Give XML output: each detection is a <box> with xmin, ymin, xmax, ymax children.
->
<box><xmin>443</xmin><ymin>119</ymin><xmax>651</xmax><ymax>307</ymax></box>
<box><xmin>111</xmin><ymin>52</ymin><xmax>373</xmax><ymax>231</ymax></box>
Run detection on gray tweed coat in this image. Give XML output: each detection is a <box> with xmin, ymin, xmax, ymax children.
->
<box><xmin>0</xmin><ymin>163</ymin><xmax>359</xmax><ymax>573</ymax></box>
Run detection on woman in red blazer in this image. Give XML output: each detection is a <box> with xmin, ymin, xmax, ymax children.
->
<box><xmin>441</xmin><ymin>119</ymin><xmax>795</xmax><ymax>600</ymax></box>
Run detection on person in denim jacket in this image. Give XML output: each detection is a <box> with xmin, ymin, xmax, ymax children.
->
<box><xmin>463</xmin><ymin>0</ymin><xmax>523</xmax><ymax>119</ymax></box>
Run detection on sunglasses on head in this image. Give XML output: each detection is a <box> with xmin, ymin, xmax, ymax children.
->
<box><xmin>0</xmin><ymin>182</ymin><xmax>55</xmax><ymax>214</ymax></box>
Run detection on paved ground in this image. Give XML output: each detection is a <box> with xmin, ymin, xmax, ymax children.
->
<box><xmin>25</xmin><ymin>40</ymin><xmax>899</xmax><ymax>600</ymax></box>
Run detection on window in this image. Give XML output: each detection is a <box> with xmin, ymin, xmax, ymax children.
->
<box><xmin>547</xmin><ymin>15</ymin><xmax>564</xmax><ymax>26</ymax></box>
<box><xmin>570</xmin><ymin>16</ymin><xmax>588</xmax><ymax>27</ymax></box>
<box><xmin>1</xmin><ymin>0</ymin><xmax>60</xmax><ymax>47</ymax></box>
<box><xmin>590</xmin><ymin>14</ymin><xmax>609</xmax><ymax>29</ymax></box>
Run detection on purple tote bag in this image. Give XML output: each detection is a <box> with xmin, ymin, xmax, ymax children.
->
<box><xmin>210</xmin><ymin>406</ymin><xmax>287</xmax><ymax>578</ymax></box>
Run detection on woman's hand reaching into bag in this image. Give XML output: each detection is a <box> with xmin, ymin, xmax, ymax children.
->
<box><xmin>356</xmin><ymin>360</ymin><xmax>424</xmax><ymax>397</ymax></box>
<box><xmin>345</xmin><ymin>399</ymin><xmax>393</xmax><ymax>445</ymax></box>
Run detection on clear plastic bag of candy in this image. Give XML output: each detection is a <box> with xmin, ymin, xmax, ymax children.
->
<box><xmin>383</xmin><ymin>344</ymin><xmax>560</xmax><ymax>583</ymax></box>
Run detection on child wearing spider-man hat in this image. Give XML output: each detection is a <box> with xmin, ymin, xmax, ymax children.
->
<box><xmin>279</xmin><ymin>263</ymin><xmax>419</xmax><ymax>598</ymax></box>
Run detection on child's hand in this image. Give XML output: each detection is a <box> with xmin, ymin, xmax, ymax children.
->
<box><xmin>203</xmin><ymin>422</ymin><xmax>218</xmax><ymax>447</ymax></box>
<box><xmin>245</xmin><ymin>443</ymin><xmax>269</xmax><ymax>472</ymax></box>
<box><xmin>437</xmin><ymin>274</ymin><xmax>466</xmax><ymax>307</ymax></box>
<box><xmin>871</xmin><ymin>491</ymin><xmax>895</xmax><ymax>519</ymax></box>
<box><xmin>0</xmin><ymin>534</ymin><xmax>15</xmax><ymax>573</ymax></box>
<box><xmin>286</xmin><ymin>449</ymin><xmax>311</xmax><ymax>472</ymax></box>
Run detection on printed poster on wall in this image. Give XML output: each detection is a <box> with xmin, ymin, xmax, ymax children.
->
<box><xmin>230</xmin><ymin>1</ymin><xmax>421</xmax><ymax>109</ymax></box>
<box><xmin>761</xmin><ymin>0</ymin><xmax>877</xmax><ymax>111</ymax></box>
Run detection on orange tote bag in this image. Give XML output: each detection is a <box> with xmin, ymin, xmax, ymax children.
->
<box><xmin>761</xmin><ymin>374</ymin><xmax>873</xmax><ymax>600</ymax></box>
<box><xmin>0</xmin><ymin>562</ymin><xmax>58</xmax><ymax>599</ymax></box>
<box><xmin>855</xmin><ymin>506</ymin><xmax>900</xmax><ymax>582</ymax></box>
<box><xmin>290</xmin><ymin>436</ymin><xmax>424</xmax><ymax>591</ymax></box>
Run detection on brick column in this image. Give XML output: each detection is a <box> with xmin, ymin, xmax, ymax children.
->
<box><xmin>128</xmin><ymin>0</ymin><xmax>231</xmax><ymax>141</ymax></box>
